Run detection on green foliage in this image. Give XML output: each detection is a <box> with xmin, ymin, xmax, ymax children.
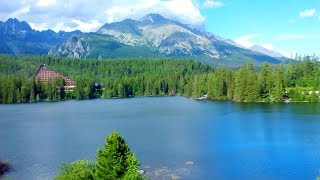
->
<box><xmin>191</xmin><ymin>74</ymin><xmax>207</xmax><ymax>98</ymax></box>
<box><xmin>55</xmin><ymin>160</ymin><xmax>94</xmax><ymax>180</ymax></box>
<box><xmin>258</xmin><ymin>62</ymin><xmax>273</xmax><ymax>100</ymax></box>
<box><xmin>75</xmin><ymin>79</ymin><xmax>96</xmax><ymax>100</ymax></box>
<box><xmin>234</xmin><ymin>64</ymin><xmax>259</xmax><ymax>102</ymax></box>
<box><xmin>93</xmin><ymin>131</ymin><xmax>140</xmax><ymax>180</ymax></box>
<box><xmin>0</xmin><ymin>55</ymin><xmax>211</xmax><ymax>103</ymax></box>
<box><xmin>270</xmin><ymin>66</ymin><xmax>285</xmax><ymax>102</ymax></box>
<box><xmin>55</xmin><ymin>132</ymin><xmax>143</xmax><ymax>180</ymax></box>
<box><xmin>308</xmin><ymin>92</ymin><xmax>318</xmax><ymax>102</ymax></box>
<box><xmin>207</xmin><ymin>70</ymin><xmax>224</xmax><ymax>100</ymax></box>
<box><xmin>287</xmin><ymin>89</ymin><xmax>304</xmax><ymax>102</ymax></box>
<box><xmin>0</xmin><ymin>55</ymin><xmax>319</xmax><ymax>103</ymax></box>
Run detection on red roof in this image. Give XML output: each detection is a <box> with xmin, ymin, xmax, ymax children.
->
<box><xmin>35</xmin><ymin>64</ymin><xmax>76</xmax><ymax>87</ymax></box>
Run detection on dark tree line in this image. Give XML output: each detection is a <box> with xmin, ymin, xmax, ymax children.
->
<box><xmin>0</xmin><ymin>55</ymin><xmax>319</xmax><ymax>103</ymax></box>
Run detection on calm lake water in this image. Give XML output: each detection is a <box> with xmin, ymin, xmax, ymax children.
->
<box><xmin>1</xmin><ymin>96</ymin><xmax>320</xmax><ymax>179</ymax></box>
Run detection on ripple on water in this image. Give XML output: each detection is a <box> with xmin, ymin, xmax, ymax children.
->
<box><xmin>144</xmin><ymin>161</ymin><xmax>195</xmax><ymax>179</ymax></box>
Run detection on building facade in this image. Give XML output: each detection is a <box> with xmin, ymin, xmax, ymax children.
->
<box><xmin>35</xmin><ymin>64</ymin><xmax>76</xmax><ymax>91</ymax></box>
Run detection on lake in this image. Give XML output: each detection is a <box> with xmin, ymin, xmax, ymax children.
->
<box><xmin>1</xmin><ymin>96</ymin><xmax>320</xmax><ymax>179</ymax></box>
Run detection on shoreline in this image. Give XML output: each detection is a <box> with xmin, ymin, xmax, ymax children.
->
<box><xmin>0</xmin><ymin>95</ymin><xmax>318</xmax><ymax>105</ymax></box>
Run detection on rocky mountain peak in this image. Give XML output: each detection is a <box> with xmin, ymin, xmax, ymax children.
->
<box><xmin>249</xmin><ymin>44</ymin><xmax>285</xmax><ymax>58</ymax></box>
<box><xmin>0</xmin><ymin>18</ymin><xmax>33</xmax><ymax>36</ymax></box>
<box><xmin>49</xmin><ymin>36</ymin><xmax>90</xmax><ymax>59</ymax></box>
<box><xmin>140</xmin><ymin>13</ymin><xmax>170</xmax><ymax>24</ymax></box>
<box><xmin>97</xmin><ymin>19</ymin><xmax>141</xmax><ymax>36</ymax></box>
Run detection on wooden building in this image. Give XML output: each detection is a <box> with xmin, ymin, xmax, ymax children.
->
<box><xmin>35</xmin><ymin>64</ymin><xmax>76</xmax><ymax>91</ymax></box>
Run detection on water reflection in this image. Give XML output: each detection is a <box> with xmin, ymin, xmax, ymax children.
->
<box><xmin>0</xmin><ymin>97</ymin><xmax>320</xmax><ymax>179</ymax></box>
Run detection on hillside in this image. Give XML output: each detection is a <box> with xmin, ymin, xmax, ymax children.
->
<box><xmin>0</xmin><ymin>15</ymin><xmax>286</xmax><ymax>66</ymax></box>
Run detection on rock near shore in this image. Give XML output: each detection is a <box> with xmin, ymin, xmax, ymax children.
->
<box><xmin>0</xmin><ymin>160</ymin><xmax>11</xmax><ymax>175</ymax></box>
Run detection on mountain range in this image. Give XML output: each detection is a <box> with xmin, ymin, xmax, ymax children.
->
<box><xmin>0</xmin><ymin>18</ymin><xmax>81</xmax><ymax>55</ymax></box>
<box><xmin>0</xmin><ymin>14</ymin><xmax>288</xmax><ymax>65</ymax></box>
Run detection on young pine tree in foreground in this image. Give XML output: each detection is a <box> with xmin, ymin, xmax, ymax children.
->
<box><xmin>93</xmin><ymin>131</ymin><xmax>141</xmax><ymax>180</ymax></box>
<box><xmin>55</xmin><ymin>131</ymin><xmax>142</xmax><ymax>180</ymax></box>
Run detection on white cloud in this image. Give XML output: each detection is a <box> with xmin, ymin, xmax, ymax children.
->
<box><xmin>71</xmin><ymin>19</ymin><xmax>102</xmax><ymax>32</ymax></box>
<box><xmin>30</xmin><ymin>22</ymin><xmax>76</xmax><ymax>32</ymax></box>
<box><xmin>202</xmin><ymin>0</ymin><xmax>223</xmax><ymax>9</ymax></box>
<box><xmin>28</xmin><ymin>22</ymin><xmax>49</xmax><ymax>31</ymax></box>
<box><xmin>278</xmin><ymin>49</ymin><xmax>298</xmax><ymax>58</ymax></box>
<box><xmin>278</xmin><ymin>33</ymin><xmax>307</xmax><ymax>40</ymax></box>
<box><xmin>260</xmin><ymin>44</ymin><xmax>273</xmax><ymax>50</ymax></box>
<box><xmin>235</xmin><ymin>34</ymin><xmax>260</xmax><ymax>48</ymax></box>
<box><xmin>30</xmin><ymin>20</ymin><xmax>103</xmax><ymax>32</ymax></box>
<box><xmin>235</xmin><ymin>35</ymin><xmax>289</xmax><ymax>57</ymax></box>
<box><xmin>0</xmin><ymin>0</ymin><xmax>206</xmax><ymax>32</ymax></box>
<box><xmin>8</xmin><ymin>5</ymin><xmax>30</xmax><ymax>18</ymax></box>
<box><xmin>299</xmin><ymin>9</ymin><xmax>316</xmax><ymax>18</ymax></box>
<box><xmin>104</xmin><ymin>0</ymin><xmax>205</xmax><ymax>27</ymax></box>
<box><xmin>276</xmin><ymin>33</ymin><xmax>320</xmax><ymax>40</ymax></box>
<box><xmin>163</xmin><ymin>0</ymin><xmax>204</xmax><ymax>25</ymax></box>
<box><xmin>36</xmin><ymin>0</ymin><xmax>56</xmax><ymax>7</ymax></box>
<box><xmin>51</xmin><ymin>23</ymin><xmax>75</xmax><ymax>32</ymax></box>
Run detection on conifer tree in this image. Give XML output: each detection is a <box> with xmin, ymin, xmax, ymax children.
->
<box><xmin>93</xmin><ymin>131</ymin><xmax>140</xmax><ymax>180</ymax></box>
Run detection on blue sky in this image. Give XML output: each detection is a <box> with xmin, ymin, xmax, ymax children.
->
<box><xmin>201</xmin><ymin>0</ymin><xmax>320</xmax><ymax>57</ymax></box>
<box><xmin>0</xmin><ymin>0</ymin><xmax>319</xmax><ymax>57</ymax></box>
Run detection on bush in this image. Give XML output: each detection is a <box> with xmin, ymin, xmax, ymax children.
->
<box><xmin>288</xmin><ymin>89</ymin><xmax>305</xmax><ymax>101</ymax></box>
<box><xmin>55</xmin><ymin>160</ymin><xmax>94</xmax><ymax>180</ymax></box>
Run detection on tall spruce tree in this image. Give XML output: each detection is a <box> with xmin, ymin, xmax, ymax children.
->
<box><xmin>271</xmin><ymin>68</ymin><xmax>285</xmax><ymax>102</ymax></box>
<box><xmin>258</xmin><ymin>62</ymin><xmax>273</xmax><ymax>100</ymax></box>
<box><xmin>93</xmin><ymin>131</ymin><xmax>140</xmax><ymax>180</ymax></box>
